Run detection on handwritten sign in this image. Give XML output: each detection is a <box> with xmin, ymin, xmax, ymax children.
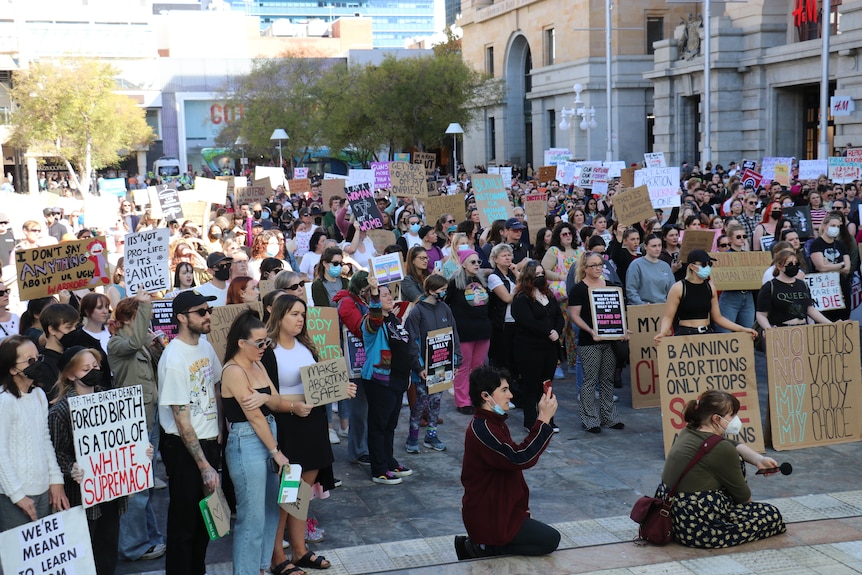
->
<box><xmin>280</xmin><ymin>479</ymin><xmax>312</xmax><ymax>519</ymax></box>
<box><xmin>413</xmin><ymin>152</ymin><xmax>436</xmax><ymax>175</ymax></box>
<box><xmin>710</xmin><ymin>251</ymin><xmax>772</xmax><ymax>291</ymax></box>
<box><xmin>620</xmin><ymin>167</ymin><xmax>635</xmax><ymax>189</ymax></box>
<box><xmin>537</xmin><ymin>166</ymin><xmax>557</xmax><ymax>183</ymax></box>
<box><xmin>644</xmin><ymin>152</ymin><xmax>666</xmax><ymax>168</ymax></box>
<box><xmin>306</xmin><ymin>306</ymin><xmax>341</xmax><ymax>360</ymax></box>
<box><xmin>389</xmin><ymin>162</ymin><xmax>427</xmax><ymax>197</ymax></box>
<box><xmin>69</xmin><ymin>385</ymin><xmax>152</xmax><ymax>507</ymax></box>
<box><xmin>612</xmin><ymin>185</ymin><xmax>655</xmax><ymax>227</ymax></box>
<box><xmin>209</xmin><ymin>302</ymin><xmax>264</xmax><ymax>362</ymax></box>
<box><xmin>200</xmin><ymin>486</ymin><xmax>231</xmax><ymax>540</ymax></box>
<box><xmin>524</xmin><ymin>193</ymin><xmax>547</xmax><ymax>227</ymax></box>
<box><xmin>343</xmin><ymin>326</ymin><xmax>366</xmax><ymax>378</ymax></box>
<box><xmin>555</xmin><ymin>161</ymin><xmax>578</xmax><ymax>185</ymax></box>
<box><xmin>150</xmin><ymin>298</ymin><xmax>177</xmax><ymax>341</ymax></box>
<box><xmin>627</xmin><ymin>304</ymin><xmax>665</xmax><ymax>409</ymax></box>
<box><xmin>294</xmin><ymin>167</ymin><xmax>309</xmax><ymax>179</ymax></box>
<box><xmin>180</xmin><ymin>200</ymin><xmax>212</xmax><ymax>232</ymax></box>
<box><xmin>658</xmin><ymin>333</ymin><xmax>763</xmax><ymax>455</ymax></box>
<box><xmin>773</xmin><ymin>163</ymin><xmax>790</xmax><ymax>187</ymax></box>
<box><xmin>370</xmin><ymin>252</ymin><xmax>404</xmax><ymax>285</ymax></box>
<box><xmin>346</xmin><ymin>183</ymin><xmax>384</xmax><ymax>231</ymax></box>
<box><xmin>680</xmin><ymin>230</ymin><xmax>716</xmax><ymax>264</ymax></box>
<box><xmin>194</xmin><ymin>177</ymin><xmax>229</xmax><ymax>205</ymax></box>
<box><xmin>828</xmin><ymin>157</ymin><xmax>862</xmax><ymax>184</ymax></box>
<box><xmin>367</xmin><ymin>229</ymin><xmax>396</xmax><ymax>254</ymax></box>
<box><xmin>423</xmin><ymin>193</ymin><xmax>465</xmax><ymax>225</ymax></box>
<box><xmin>254</xmin><ymin>166</ymin><xmax>286</xmax><ymax>190</ymax></box>
<box><xmin>16</xmin><ymin>236</ymin><xmax>110</xmax><ymax>300</ymax></box>
<box><xmin>321</xmin><ymin>178</ymin><xmax>345</xmax><ymax>205</ymax></box>
<box><xmin>426</xmin><ymin>327</ymin><xmax>455</xmax><ymax>394</ymax></box>
<box><xmin>371</xmin><ymin>161</ymin><xmax>391</xmax><ymax>189</ymax></box>
<box><xmin>125</xmin><ymin>228</ymin><xmax>170</xmax><ymax>295</ymax></box>
<box><xmin>216</xmin><ymin>175</ymin><xmax>237</xmax><ymax>196</ymax></box>
<box><xmin>798</xmin><ymin>160</ymin><xmax>827</xmax><ymax>180</ymax></box>
<box><xmin>0</xmin><ymin>507</ymin><xmax>97</xmax><ymax>575</ymax></box>
<box><xmin>234</xmin><ymin>178</ymin><xmax>270</xmax><ymax>206</ymax></box>
<box><xmin>766</xmin><ymin>322</ymin><xmax>861</xmax><ymax>451</ymax></box>
<box><xmin>301</xmin><ymin>356</ymin><xmax>351</xmax><ymax>406</ymax></box>
<box><xmin>634</xmin><ymin>167</ymin><xmax>681</xmax><ymax>208</ymax></box>
<box><xmin>603</xmin><ymin>160</ymin><xmax>626</xmax><ymax>179</ymax></box>
<box><xmin>156</xmin><ymin>183</ymin><xmax>183</xmax><ymax>221</ymax></box>
<box><xmin>761</xmin><ymin>157</ymin><xmax>793</xmax><ymax>180</ymax></box>
<box><xmin>542</xmin><ymin>148</ymin><xmax>571</xmax><ymax>167</ymax></box>
<box><xmin>588</xmin><ymin>287</ymin><xmax>626</xmax><ymax>339</ymax></box>
<box><xmin>805</xmin><ymin>272</ymin><xmax>844</xmax><ymax>310</ymax></box>
<box><xmin>472</xmin><ymin>174</ymin><xmax>513</xmax><ymax>228</ymax></box>
<box><xmin>289</xmin><ymin>178</ymin><xmax>311</xmax><ymax>196</ymax></box>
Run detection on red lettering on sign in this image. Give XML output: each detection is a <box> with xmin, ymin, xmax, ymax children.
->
<box><xmin>793</xmin><ymin>0</ymin><xmax>818</xmax><ymax>27</ymax></box>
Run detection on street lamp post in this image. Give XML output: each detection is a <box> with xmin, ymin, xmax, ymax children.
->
<box><xmin>270</xmin><ymin>128</ymin><xmax>289</xmax><ymax>170</ymax></box>
<box><xmin>235</xmin><ymin>136</ymin><xmax>247</xmax><ymax>176</ymax></box>
<box><xmin>445</xmin><ymin>123</ymin><xmax>464</xmax><ymax>177</ymax></box>
<box><xmin>558</xmin><ymin>84</ymin><xmax>597</xmax><ymax>158</ymax></box>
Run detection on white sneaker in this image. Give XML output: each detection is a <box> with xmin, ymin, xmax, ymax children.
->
<box><xmin>338</xmin><ymin>426</ymin><xmax>350</xmax><ymax>438</ymax></box>
<box><xmin>328</xmin><ymin>428</ymin><xmax>341</xmax><ymax>444</ymax></box>
<box><xmin>448</xmin><ymin>387</ymin><xmax>455</xmax><ymax>396</ymax></box>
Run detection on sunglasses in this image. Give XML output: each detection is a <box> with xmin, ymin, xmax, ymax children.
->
<box><xmin>26</xmin><ymin>228</ymin><xmax>42</xmax><ymax>233</ymax></box>
<box><xmin>183</xmin><ymin>307</ymin><xmax>214</xmax><ymax>317</ymax></box>
<box><xmin>243</xmin><ymin>337</ymin><xmax>272</xmax><ymax>350</ymax></box>
<box><xmin>734</xmin><ymin>234</ymin><xmax>748</xmax><ymax>239</ymax></box>
<box><xmin>718</xmin><ymin>243</ymin><xmax>730</xmax><ymax>248</ymax></box>
<box><xmin>16</xmin><ymin>355</ymin><xmax>43</xmax><ymax>366</ymax></box>
<box><xmin>0</xmin><ymin>221</ymin><xmax>7</xmax><ymax>225</ymax></box>
<box><xmin>464</xmin><ymin>259</ymin><xmax>480</xmax><ymax>265</ymax></box>
<box><xmin>0</xmin><ymin>289</ymin><xmax>9</xmax><ymax>296</ymax></box>
<box><xmin>286</xmin><ymin>281</ymin><xmax>306</xmax><ymax>291</ymax></box>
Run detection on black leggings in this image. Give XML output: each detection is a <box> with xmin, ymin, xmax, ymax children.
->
<box><xmin>485</xmin><ymin>517</ymin><xmax>561</xmax><ymax>556</ymax></box>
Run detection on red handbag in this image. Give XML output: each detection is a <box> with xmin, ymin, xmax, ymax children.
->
<box><xmin>630</xmin><ymin>435</ymin><xmax>722</xmax><ymax>545</ymax></box>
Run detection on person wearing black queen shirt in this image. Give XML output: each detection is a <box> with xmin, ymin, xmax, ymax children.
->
<box><xmin>809</xmin><ymin>213</ymin><xmax>852</xmax><ymax>321</ymax></box>
<box><xmin>756</xmin><ymin>249</ymin><xmax>830</xmax><ymax>330</ymax></box>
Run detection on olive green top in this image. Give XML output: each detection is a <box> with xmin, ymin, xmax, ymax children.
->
<box><xmin>661</xmin><ymin>427</ymin><xmax>751</xmax><ymax>503</ymax></box>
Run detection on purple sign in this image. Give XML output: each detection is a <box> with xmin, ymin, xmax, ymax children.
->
<box><xmin>371</xmin><ymin>162</ymin><xmax>391</xmax><ymax>189</ymax></box>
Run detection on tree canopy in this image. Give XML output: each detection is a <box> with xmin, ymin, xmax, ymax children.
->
<box><xmin>10</xmin><ymin>59</ymin><xmax>154</xmax><ymax>194</ymax></box>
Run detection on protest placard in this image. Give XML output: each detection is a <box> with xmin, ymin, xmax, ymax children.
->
<box><xmin>766</xmin><ymin>322</ymin><xmax>861</xmax><ymax>450</ymax></box>
<box><xmin>216</xmin><ymin>175</ymin><xmax>237</xmax><ymax>195</ymax></box>
<box><xmin>710</xmin><ymin>251</ymin><xmax>773</xmax><ymax>291</ymax></box>
<box><xmin>150</xmin><ymin>298</ymin><xmax>177</xmax><ymax>342</ymax></box>
<box><xmin>773</xmin><ymin>163</ymin><xmax>790</xmax><ymax>187</ymax></box>
<box><xmin>524</xmin><ymin>193</ymin><xmax>547</xmax><ymax>227</ymax></box>
<box><xmin>343</xmin><ymin>326</ymin><xmax>366</xmax><ymax>378</ymax></box>
<box><xmin>536</xmin><ymin>165</ymin><xmax>557</xmax><ymax>183</ymax></box>
<box><xmin>280</xmin><ymin>479</ymin><xmax>312</xmax><ymax>519</ymax></box>
<box><xmin>301</xmin><ymin>357</ymin><xmax>351</xmax><ymax>406</ymax></box>
<box><xmin>306</xmin><ymin>306</ymin><xmax>341</xmax><ymax>360</ymax></box>
<box><xmin>16</xmin><ymin>236</ymin><xmax>110</xmax><ymax>300</ymax></box>
<box><xmin>254</xmin><ymin>166</ymin><xmax>286</xmax><ymax>190</ymax></box>
<box><xmin>627</xmin><ymin>304</ymin><xmax>665</xmax><ymax>409</ymax></box>
<box><xmin>389</xmin><ymin>162</ymin><xmax>427</xmax><ymax>197</ymax></box>
<box><xmin>781</xmin><ymin>206</ymin><xmax>814</xmax><ymax>239</ymax></box>
<box><xmin>680</xmin><ymin>230</ymin><xmax>717</xmax><ymax>263</ymax></box>
<box><xmin>156</xmin><ymin>183</ymin><xmax>183</xmax><ymax>221</ymax></box>
<box><xmin>0</xmin><ymin>507</ymin><xmax>97</xmax><ymax>575</ymax></box>
<box><xmin>278</xmin><ymin>464</ymin><xmax>303</xmax><ymax>504</ymax></box>
<box><xmin>200</xmin><ymin>486</ymin><xmax>231</xmax><ymax>540</ymax></box>
<box><xmin>124</xmin><ymin>228</ymin><xmax>170</xmax><ymax>295</ymax></box>
<box><xmin>370</xmin><ymin>252</ymin><xmax>404</xmax><ymax>285</ymax></box>
<box><xmin>658</xmin><ymin>333</ymin><xmax>763</xmax><ymax>455</ymax></box>
<box><xmin>289</xmin><ymin>178</ymin><xmax>311</xmax><ymax>196</ymax></box>
<box><xmin>603</xmin><ymin>160</ymin><xmax>626</xmax><ymax>179</ymax></box>
<box><xmin>100</xmin><ymin>177</ymin><xmax>127</xmax><ymax>196</ymax></box>
<box><xmin>588</xmin><ymin>287</ymin><xmax>626</xmax><ymax>339</ymax></box>
<box><xmin>180</xmin><ymin>200</ymin><xmax>212</xmax><ymax>231</ymax></box>
<box><xmin>847</xmin><ymin>149</ymin><xmax>862</xmax><ymax>162</ymax></box>
<box><xmin>209</xmin><ymin>302</ymin><xmax>264</xmax><ymax>362</ymax></box>
<box><xmin>426</xmin><ymin>327</ymin><xmax>455</xmax><ymax>394</ymax></box>
<box><xmin>147</xmin><ymin>186</ymin><xmax>164</xmax><ymax>219</ymax></box>
<box><xmin>345</xmin><ymin>183</ymin><xmax>384</xmax><ymax>231</ymax></box>
<box><xmin>321</xmin><ymin>178</ymin><xmax>345</xmax><ymax>205</ymax></box>
<box><xmin>612</xmin><ymin>185</ymin><xmax>655</xmax><ymax>227</ymax></box>
<box><xmin>634</xmin><ymin>167</ymin><xmax>681</xmax><ymax>208</ymax></box>
<box><xmin>69</xmin><ymin>385</ymin><xmax>152</xmax><ymax>507</ymax></box>
<box><xmin>348</xmin><ymin>169</ymin><xmax>375</xmax><ymax>189</ymax></box>
<box><xmin>555</xmin><ymin>161</ymin><xmax>578</xmax><ymax>185</ymax></box>
<box><xmin>258</xmin><ymin>279</ymin><xmax>276</xmax><ymax>298</ymax></box>
<box><xmin>761</xmin><ymin>157</ymin><xmax>793</xmax><ymax>180</ymax></box>
<box><xmin>798</xmin><ymin>159</ymin><xmax>828</xmax><ymax>180</ymax></box>
<box><xmin>371</xmin><ymin>161</ymin><xmax>391</xmax><ymax>189</ymax></box>
<box><xmin>828</xmin><ymin>157</ymin><xmax>862</xmax><ymax>184</ymax></box>
<box><xmin>472</xmin><ymin>174</ymin><xmax>513</xmax><ymax>228</ymax></box>
<box><xmin>542</xmin><ymin>148</ymin><xmax>572</xmax><ymax>166</ymax></box>
<box><xmin>620</xmin><ymin>167</ymin><xmax>635</xmax><ymax>189</ymax></box>
<box><xmin>132</xmin><ymin>187</ymin><xmax>150</xmax><ymax>208</ymax></box>
<box><xmin>193</xmin><ymin>177</ymin><xmax>229</xmax><ymax>205</ymax></box>
<box><xmin>366</xmin><ymin>229</ymin><xmax>396</xmax><ymax>254</ymax></box>
<box><xmin>743</xmin><ymin>160</ymin><xmax>757</xmax><ymax>170</ymax></box>
<box><xmin>294</xmin><ymin>167</ymin><xmax>309</xmax><ymax>179</ymax></box>
<box><xmin>234</xmin><ymin>179</ymin><xmax>270</xmax><ymax>207</ymax></box>
<box><xmin>413</xmin><ymin>152</ymin><xmax>436</xmax><ymax>175</ymax></box>
<box><xmin>644</xmin><ymin>152</ymin><xmax>666</xmax><ymax>168</ymax></box>
<box><xmin>740</xmin><ymin>169</ymin><xmax>763</xmax><ymax>189</ymax></box>
<box><xmin>423</xmin><ymin>193</ymin><xmax>465</xmax><ymax>224</ymax></box>
<box><xmin>805</xmin><ymin>272</ymin><xmax>844</xmax><ymax>310</ymax></box>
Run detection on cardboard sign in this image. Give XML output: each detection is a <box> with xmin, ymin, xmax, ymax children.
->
<box><xmin>280</xmin><ymin>479</ymin><xmax>312</xmax><ymax>519</ymax></box>
<box><xmin>278</xmin><ymin>464</ymin><xmax>303</xmax><ymax>505</ymax></box>
<box><xmin>125</xmin><ymin>228</ymin><xmax>171</xmax><ymax>295</ymax></box>
<box><xmin>301</xmin><ymin>356</ymin><xmax>351</xmax><ymax>406</ymax></box>
<box><xmin>423</xmin><ymin>193</ymin><xmax>465</xmax><ymax>225</ymax></box>
<box><xmin>371</xmin><ymin>161</ymin><xmax>391</xmax><ymax>189</ymax></box>
<box><xmin>180</xmin><ymin>200</ymin><xmax>212</xmax><ymax>232</ymax></box>
<box><xmin>612</xmin><ymin>185</ymin><xmax>655</xmax><ymax>227</ymax></box>
<box><xmin>413</xmin><ymin>152</ymin><xmax>436</xmax><ymax>175</ymax></box>
<box><xmin>200</xmin><ymin>486</ymin><xmax>231</xmax><ymax>540</ymax></box>
<box><xmin>798</xmin><ymin>159</ymin><xmax>828</xmax><ymax>180</ymax></box>
<box><xmin>634</xmin><ymin>167</ymin><xmax>681</xmax><ymax>208</ymax></box>
<box><xmin>588</xmin><ymin>286</ymin><xmax>626</xmax><ymax>339</ymax></box>
<box><xmin>294</xmin><ymin>167</ymin><xmax>309</xmax><ymax>179</ymax></box>
<box><xmin>156</xmin><ymin>183</ymin><xmax>183</xmax><ymax>221</ymax></box>
<box><xmin>150</xmin><ymin>298</ymin><xmax>177</xmax><ymax>341</ymax></box>
<box><xmin>306</xmin><ymin>306</ymin><xmax>341</xmax><ymax>360</ymax></box>
<box><xmin>537</xmin><ymin>165</ymin><xmax>557</xmax><ymax>183</ymax></box>
<box><xmin>69</xmin><ymin>385</ymin><xmax>152</xmax><ymax>507</ymax></box>
<box><xmin>216</xmin><ymin>175</ymin><xmax>237</xmax><ymax>195</ymax></box>
<box><xmin>658</xmin><ymin>333</ymin><xmax>764</xmax><ymax>455</ymax></box>
<box><xmin>254</xmin><ymin>165</ymin><xmax>286</xmax><ymax>190</ymax></box>
<box><xmin>710</xmin><ymin>251</ymin><xmax>773</xmax><ymax>291</ymax></box>
<box><xmin>780</xmin><ymin>206</ymin><xmax>814</xmax><ymax>239</ymax></box>
<box><xmin>321</xmin><ymin>178</ymin><xmax>345</xmax><ymax>205</ymax></box>
<box><xmin>766</xmin><ymin>322</ymin><xmax>862</xmax><ymax>451</ymax></box>
<box><xmin>389</xmin><ymin>162</ymin><xmax>427</xmax><ymax>197</ymax></box>
<box><xmin>289</xmin><ymin>178</ymin><xmax>311</xmax><ymax>196</ymax></box>
<box><xmin>627</xmin><ymin>304</ymin><xmax>665</xmax><ymax>409</ymax></box>
<box><xmin>343</xmin><ymin>325</ymin><xmax>366</xmax><ymax>378</ymax></box>
<box><xmin>0</xmin><ymin>507</ymin><xmax>97</xmax><ymax>575</ymax></box>
<box><xmin>644</xmin><ymin>152</ymin><xmax>666</xmax><ymax>168</ymax></box>
<box><xmin>620</xmin><ymin>167</ymin><xmax>635</xmax><ymax>189</ymax></box>
<box><xmin>773</xmin><ymin>163</ymin><xmax>790</xmax><ymax>187</ymax></box>
<box><xmin>370</xmin><ymin>252</ymin><xmax>404</xmax><ymax>285</ymax></box>
<box><xmin>426</xmin><ymin>327</ymin><xmax>455</xmax><ymax>394</ymax></box>
<box><xmin>258</xmin><ymin>279</ymin><xmax>276</xmax><ymax>298</ymax></box>
<box><xmin>366</xmin><ymin>229</ymin><xmax>397</xmax><ymax>254</ymax></box>
<box><xmin>194</xmin><ymin>177</ymin><xmax>229</xmax><ymax>205</ymax></box>
<box><xmin>234</xmin><ymin>179</ymin><xmax>270</xmax><ymax>207</ymax></box>
<box><xmin>346</xmin><ymin>183</ymin><xmax>384</xmax><ymax>231</ymax></box>
<box><xmin>15</xmin><ymin>236</ymin><xmax>111</xmax><ymax>300</ymax></box>
<box><xmin>805</xmin><ymin>272</ymin><xmax>844</xmax><ymax>310</ymax></box>
<box><xmin>472</xmin><ymin>174</ymin><xmax>513</xmax><ymax>228</ymax></box>
<box><xmin>524</xmin><ymin>193</ymin><xmax>547</xmax><ymax>227</ymax></box>
<box><xmin>680</xmin><ymin>230</ymin><xmax>717</xmax><ymax>263</ymax></box>
<box><xmin>209</xmin><ymin>302</ymin><xmax>264</xmax><ymax>362</ymax></box>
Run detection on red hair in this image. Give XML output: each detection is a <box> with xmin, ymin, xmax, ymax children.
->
<box><xmin>760</xmin><ymin>202</ymin><xmax>782</xmax><ymax>225</ymax></box>
<box><xmin>227</xmin><ymin>276</ymin><xmax>254</xmax><ymax>305</ymax></box>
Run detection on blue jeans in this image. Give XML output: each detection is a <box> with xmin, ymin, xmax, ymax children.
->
<box><xmin>119</xmin><ymin>413</ymin><xmax>165</xmax><ymax>559</ymax></box>
<box><xmin>347</xmin><ymin>378</ymin><xmax>369</xmax><ymax>461</ymax></box>
<box><xmin>226</xmin><ymin>417</ymin><xmax>280</xmax><ymax>575</ymax></box>
<box><xmin>717</xmin><ymin>290</ymin><xmax>755</xmax><ymax>333</ymax></box>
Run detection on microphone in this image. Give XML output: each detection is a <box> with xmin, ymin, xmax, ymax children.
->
<box><xmin>756</xmin><ymin>462</ymin><xmax>792</xmax><ymax>476</ymax></box>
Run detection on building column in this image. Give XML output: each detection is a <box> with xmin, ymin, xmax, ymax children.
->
<box><xmin>136</xmin><ymin>149</ymin><xmax>148</xmax><ymax>178</ymax></box>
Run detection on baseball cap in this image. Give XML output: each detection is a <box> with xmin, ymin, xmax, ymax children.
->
<box><xmin>206</xmin><ymin>252</ymin><xmax>232</xmax><ymax>268</ymax></box>
<box><xmin>685</xmin><ymin>249</ymin><xmax>717</xmax><ymax>266</ymax></box>
<box><xmin>505</xmin><ymin>217</ymin><xmax>525</xmax><ymax>230</ymax></box>
<box><xmin>172</xmin><ymin>289</ymin><xmax>218</xmax><ymax>319</ymax></box>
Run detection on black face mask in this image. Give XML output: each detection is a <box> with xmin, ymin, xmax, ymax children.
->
<box><xmin>534</xmin><ymin>276</ymin><xmax>547</xmax><ymax>288</ymax></box>
<box><xmin>79</xmin><ymin>370</ymin><xmax>102</xmax><ymax>388</ymax></box>
<box><xmin>771</xmin><ymin>211</ymin><xmax>782</xmax><ymax>220</ymax></box>
<box><xmin>253</xmin><ymin>210</ymin><xmax>262</xmax><ymax>219</ymax></box>
<box><xmin>22</xmin><ymin>362</ymin><xmax>42</xmax><ymax>381</ymax></box>
<box><xmin>784</xmin><ymin>263</ymin><xmax>800</xmax><ymax>277</ymax></box>
<box><xmin>214</xmin><ymin>268</ymin><xmax>231</xmax><ymax>282</ymax></box>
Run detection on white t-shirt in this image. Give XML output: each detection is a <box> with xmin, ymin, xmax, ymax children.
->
<box><xmin>195</xmin><ymin>282</ymin><xmax>228</xmax><ymax>307</ymax></box>
<box><xmin>274</xmin><ymin>341</ymin><xmax>316</xmax><ymax>396</ymax></box>
<box><xmin>0</xmin><ymin>313</ymin><xmax>20</xmax><ymax>342</ymax></box>
<box><xmin>158</xmin><ymin>338</ymin><xmax>222</xmax><ymax>439</ymax></box>
<box><xmin>343</xmin><ymin>237</ymin><xmax>377</xmax><ymax>270</ymax></box>
<box><xmin>487</xmin><ymin>273</ymin><xmax>515</xmax><ymax>322</ymax></box>
<box><xmin>299</xmin><ymin>252</ymin><xmax>322</xmax><ymax>279</ymax></box>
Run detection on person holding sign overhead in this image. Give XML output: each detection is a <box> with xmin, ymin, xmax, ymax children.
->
<box><xmin>658</xmin><ymin>390</ymin><xmax>786</xmax><ymax>548</ymax></box>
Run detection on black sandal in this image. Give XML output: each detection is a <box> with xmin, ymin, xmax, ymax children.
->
<box><xmin>271</xmin><ymin>559</ymin><xmax>305</xmax><ymax>575</ymax></box>
<box><xmin>295</xmin><ymin>551</ymin><xmax>331</xmax><ymax>570</ymax></box>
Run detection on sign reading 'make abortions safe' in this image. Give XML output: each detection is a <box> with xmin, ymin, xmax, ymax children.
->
<box><xmin>766</xmin><ymin>322</ymin><xmax>862</xmax><ymax>451</ymax></box>
<box><xmin>657</xmin><ymin>333</ymin><xmax>764</xmax><ymax>455</ymax></box>
<box><xmin>16</xmin><ymin>236</ymin><xmax>111</xmax><ymax>300</ymax></box>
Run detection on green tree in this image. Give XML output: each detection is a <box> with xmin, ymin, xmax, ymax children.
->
<box><xmin>10</xmin><ymin>59</ymin><xmax>154</xmax><ymax>194</ymax></box>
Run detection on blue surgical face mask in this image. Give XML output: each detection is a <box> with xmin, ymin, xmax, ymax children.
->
<box><xmin>328</xmin><ymin>264</ymin><xmax>342</xmax><ymax>278</ymax></box>
<box><xmin>457</xmin><ymin>244</ymin><xmax>470</xmax><ymax>252</ymax></box>
<box><xmin>696</xmin><ymin>264</ymin><xmax>712</xmax><ymax>279</ymax></box>
<box><xmin>266</xmin><ymin>245</ymin><xmax>280</xmax><ymax>257</ymax></box>
<box><xmin>410</xmin><ymin>223</ymin><xmax>421</xmax><ymax>234</ymax></box>
<box><xmin>436</xmin><ymin>290</ymin><xmax>447</xmax><ymax>300</ymax></box>
<box><xmin>484</xmin><ymin>393</ymin><xmax>506</xmax><ymax>415</ymax></box>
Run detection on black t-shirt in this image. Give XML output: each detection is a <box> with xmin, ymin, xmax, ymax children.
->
<box><xmin>810</xmin><ymin>236</ymin><xmax>847</xmax><ymax>268</ymax></box>
<box><xmin>568</xmin><ymin>281</ymin><xmax>599</xmax><ymax>346</ymax></box>
<box><xmin>756</xmin><ymin>278</ymin><xmax>812</xmax><ymax>326</ymax></box>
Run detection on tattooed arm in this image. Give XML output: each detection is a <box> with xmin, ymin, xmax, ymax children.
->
<box><xmin>171</xmin><ymin>404</ymin><xmax>219</xmax><ymax>492</ymax></box>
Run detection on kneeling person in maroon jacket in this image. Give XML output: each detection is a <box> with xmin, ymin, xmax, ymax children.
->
<box><xmin>455</xmin><ymin>365</ymin><xmax>560</xmax><ymax>559</ymax></box>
